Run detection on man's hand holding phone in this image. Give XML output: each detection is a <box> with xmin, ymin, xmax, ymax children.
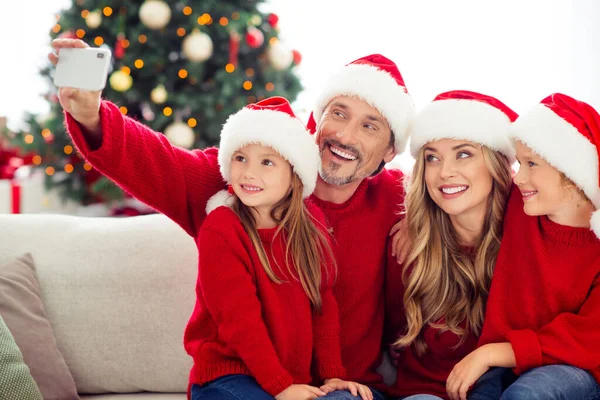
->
<box><xmin>49</xmin><ymin>39</ymin><xmax>104</xmax><ymax>135</ymax></box>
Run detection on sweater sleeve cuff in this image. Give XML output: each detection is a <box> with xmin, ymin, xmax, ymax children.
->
<box><xmin>64</xmin><ymin>100</ymin><xmax>118</xmax><ymax>161</ymax></box>
<box><xmin>260</xmin><ymin>372</ymin><xmax>294</xmax><ymax>397</ymax></box>
<box><xmin>506</xmin><ymin>329</ymin><xmax>543</xmax><ymax>375</ymax></box>
<box><xmin>318</xmin><ymin>365</ymin><xmax>347</xmax><ymax>382</ymax></box>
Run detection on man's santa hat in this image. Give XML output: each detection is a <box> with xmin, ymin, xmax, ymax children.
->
<box><xmin>510</xmin><ymin>93</ymin><xmax>600</xmax><ymax>238</ymax></box>
<box><xmin>307</xmin><ymin>54</ymin><xmax>415</xmax><ymax>154</ymax></box>
<box><xmin>207</xmin><ymin>96</ymin><xmax>319</xmax><ymax>214</ymax></box>
<box><xmin>409</xmin><ymin>90</ymin><xmax>518</xmax><ymax>162</ymax></box>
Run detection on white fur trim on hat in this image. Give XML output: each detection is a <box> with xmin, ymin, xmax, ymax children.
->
<box><xmin>218</xmin><ymin>108</ymin><xmax>320</xmax><ymax>198</ymax></box>
<box><xmin>409</xmin><ymin>99</ymin><xmax>516</xmax><ymax>162</ymax></box>
<box><xmin>206</xmin><ymin>190</ymin><xmax>234</xmax><ymax>215</ymax></box>
<box><xmin>312</xmin><ymin>63</ymin><xmax>415</xmax><ymax>154</ymax></box>
<box><xmin>511</xmin><ymin>104</ymin><xmax>600</xmax><ymax>209</ymax></box>
<box><xmin>591</xmin><ymin>210</ymin><xmax>600</xmax><ymax>239</ymax></box>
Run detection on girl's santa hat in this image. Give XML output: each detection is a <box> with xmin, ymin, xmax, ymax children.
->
<box><xmin>307</xmin><ymin>54</ymin><xmax>415</xmax><ymax>155</ymax></box>
<box><xmin>510</xmin><ymin>93</ymin><xmax>600</xmax><ymax>238</ymax></box>
<box><xmin>409</xmin><ymin>90</ymin><xmax>518</xmax><ymax>162</ymax></box>
<box><xmin>209</xmin><ymin>96</ymin><xmax>319</xmax><ymax>215</ymax></box>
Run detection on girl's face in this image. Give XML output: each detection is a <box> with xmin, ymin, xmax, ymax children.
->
<box><xmin>230</xmin><ymin>143</ymin><xmax>292</xmax><ymax>217</ymax></box>
<box><xmin>423</xmin><ymin>139</ymin><xmax>494</xmax><ymax>219</ymax></box>
<box><xmin>513</xmin><ymin>140</ymin><xmax>573</xmax><ymax>217</ymax></box>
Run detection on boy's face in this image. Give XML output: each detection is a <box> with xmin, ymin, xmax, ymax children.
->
<box><xmin>513</xmin><ymin>140</ymin><xmax>572</xmax><ymax>217</ymax></box>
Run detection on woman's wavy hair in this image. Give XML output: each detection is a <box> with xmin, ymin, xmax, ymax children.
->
<box><xmin>394</xmin><ymin>145</ymin><xmax>512</xmax><ymax>355</ymax></box>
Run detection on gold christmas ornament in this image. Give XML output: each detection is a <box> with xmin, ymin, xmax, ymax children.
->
<box><xmin>109</xmin><ymin>70</ymin><xmax>133</xmax><ymax>92</ymax></box>
<box><xmin>248</xmin><ymin>15</ymin><xmax>262</xmax><ymax>26</ymax></box>
<box><xmin>150</xmin><ymin>84</ymin><xmax>168</xmax><ymax>104</ymax></box>
<box><xmin>85</xmin><ymin>10</ymin><xmax>103</xmax><ymax>29</ymax></box>
<box><xmin>267</xmin><ymin>41</ymin><xmax>293</xmax><ymax>71</ymax></box>
<box><xmin>139</xmin><ymin>0</ymin><xmax>172</xmax><ymax>30</ymax></box>
<box><xmin>182</xmin><ymin>30</ymin><xmax>213</xmax><ymax>62</ymax></box>
<box><xmin>165</xmin><ymin>121</ymin><xmax>195</xmax><ymax>148</ymax></box>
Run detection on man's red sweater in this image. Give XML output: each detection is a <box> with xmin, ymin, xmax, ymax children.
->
<box><xmin>479</xmin><ymin>185</ymin><xmax>600</xmax><ymax>383</ymax></box>
<box><xmin>310</xmin><ymin>171</ymin><xmax>406</xmax><ymax>388</ymax></box>
<box><xmin>385</xmin><ymin>244</ymin><xmax>478</xmax><ymax>399</ymax></box>
<box><xmin>64</xmin><ymin>100</ymin><xmax>406</xmax><ymax>388</ymax></box>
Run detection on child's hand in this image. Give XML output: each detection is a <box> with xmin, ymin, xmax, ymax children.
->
<box><xmin>446</xmin><ymin>347</ymin><xmax>490</xmax><ymax>400</ymax></box>
<box><xmin>48</xmin><ymin>39</ymin><xmax>102</xmax><ymax>134</ymax></box>
<box><xmin>320</xmin><ymin>378</ymin><xmax>374</xmax><ymax>400</ymax></box>
<box><xmin>274</xmin><ymin>384</ymin><xmax>326</xmax><ymax>400</ymax></box>
<box><xmin>389</xmin><ymin>218</ymin><xmax>410</xmax><ymax>264</ymax></box>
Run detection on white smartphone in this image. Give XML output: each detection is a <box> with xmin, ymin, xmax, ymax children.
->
<box><xmin>53</xmin><ymin>47</ymin><xmax>112</xmax><ymax>91</ymax></box>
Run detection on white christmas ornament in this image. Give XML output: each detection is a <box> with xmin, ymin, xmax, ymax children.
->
<box><xmin>109</xmin><ymin>70</ymin><xmax>133</xmax><ymax>92</ymax></box>
<box><xmin>267</xmin><ymin>41</ymin><xmax>293</xmax><ymax>71</ymax></box>
<box><xmin>139</xmin><ymin>0</ymin><xmax>172</xmax><ymax>30</ymax></box>
<box><xmin>150</xmin><ymin>84</ymin><xmax>168</xmax><ymax>104</ymax></box>
<box><xmin>165</xmin><ymin>121</ymin><xmax>195</xmax><ymax>148</ymax></box>
<box><xmin>182</xmin><ymin>30</ymin><xmax>213</xmax><ymax>62</ymax></box>
<box><xmin>85</xmin><ymin>10</ymin><xmax>103</xmax><ymax>29</ymax></box>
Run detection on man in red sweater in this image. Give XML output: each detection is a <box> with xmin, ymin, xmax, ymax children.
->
<box><xmin>50</xmin><ymin>39</ymin><xmax>415</xmax><ymax>398</ymax></box>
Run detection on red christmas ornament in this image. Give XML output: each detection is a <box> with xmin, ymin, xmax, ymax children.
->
<box><xmin>245</xmin><ymin>27</ymin><xmax>264</xmax><ymax>49</ymax></box>
<box><xmin>267</xmin><ymin>13</ymin><xmax>279</xmax><ymax>28</ymax></box>
<box><xmin>229</xmin><ymin>31</ymin><xmax>240</xmax><ymax>66</ymax></box>
<box><xmin>58</xmin><ymin>30</ymin><xmax>78</xmax><ymax>39</ymax></box>
<box><xmin>114</xmin><ymin>33</ymin><xmax>126</xmax><ymax>59</ymax></box>
<box><xmin>292</xmin><ymin>49</ymin><xmax>302</xmax><ymax>65</ymax></box>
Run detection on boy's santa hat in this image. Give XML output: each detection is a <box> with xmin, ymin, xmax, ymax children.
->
<box><xmin>409</xmin><ymin>90</ymin><xmax>518</xmax><ymax>162</ymax></box>
<box><xmin>511</xmin><ymin>93</ymin><xmax>600</xmax><ymax>238</ymax></box>
<box><xmin>210</xmin><ymin>96</ymin><xmax>319</xmax><ymax>214</ymax></box>
<box><xmin>307</xmin><ymin>53</ymin><xmax>415</xmax><ymax>154</ymax></box>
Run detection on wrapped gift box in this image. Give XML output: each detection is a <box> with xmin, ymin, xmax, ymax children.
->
<box><xmin>0</xmin><ymin>167</ymin><xmax>47</xmax><ymax>214</ymax></box>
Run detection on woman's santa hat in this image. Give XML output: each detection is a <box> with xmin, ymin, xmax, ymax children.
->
<box><xmin>510</xmin><ymin>93</ymin><xmax>600</xmax><ymax>238</ymax></box>
<box><xmin>409</xmin><ymin>90</ymin><xmax>518</xmax><ymax>162</ymax></box>
<box><xmin>207</xmin><ymin>96</ymin><xmax>319</xmax><ymax>214</ymax></box>
<box><xmin>307</xmin><ymin>54</ymin><xmax>415</xmax><ymax>154</ymax></box>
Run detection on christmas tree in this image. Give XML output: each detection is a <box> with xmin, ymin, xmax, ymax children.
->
<box><xmin>12</xmin><ymin>0</ymin><xmax>302</xmax><ymax>206</ymax></box>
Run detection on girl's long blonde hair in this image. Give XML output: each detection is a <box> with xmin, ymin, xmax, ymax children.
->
<box><xmin>394</xmin><ymin>145</ymin><xmax>512</xmax><ymax>355</ymax></box>
<box><xmin>231</xmin><ymin>173</ymin><xmax>335</xmax><ymax>312</ymax></box>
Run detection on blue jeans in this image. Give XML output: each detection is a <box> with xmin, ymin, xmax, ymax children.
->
<box><xmin>468</xmin><ymin>365</ymin><xmax>600</xmax><ymax>400</ymax></box>
<box><xmin>191</xmin><ymin>374</ymin><xmax>386</xmax><ymax>400</ymax></box>
<box><xmin>318</xmin><ymin>386</ymin><xmax>386</xmax><ymax>400</ymax></box>
<box><xmin>191</xmin><ymin>375</ymin><xmax>272</xmax><ymax>400</ymax></box>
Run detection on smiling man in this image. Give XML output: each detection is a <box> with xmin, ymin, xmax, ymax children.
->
<box><xmin>303</xmin><ymin>54</ymin><xmax>414</xmax><ymax>399</ymax></box>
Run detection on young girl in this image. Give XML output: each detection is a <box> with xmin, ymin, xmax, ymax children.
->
<box><xmin>184</xmin><ymin>97</ymin><xmax>371</xmax><ymax>400</ymax></box>
<box><xmin>448</xmin><ymin>93</ymin><xmax>600</xmax><ymax>400</ymax></box>
<box><xmin>385</xmin><ymin>90</ymin><xmax>516</xmax><ymax>400</ymax></box>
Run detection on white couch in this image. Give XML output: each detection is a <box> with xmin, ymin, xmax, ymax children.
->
<box><xmin>0</xmin><ymin>213</ymin><xmax>196</xmax><ymax>399</ymax></box>
<box><xmin>0</xmin><ymin>212</ymin><xmax>397</xmax><ymax>399</ymax></box>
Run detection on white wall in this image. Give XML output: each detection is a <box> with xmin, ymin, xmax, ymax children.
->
<box><xmin>2</xmin><ymin>0</ymin><xmax>599</xmax><ymax>131</ymax></box>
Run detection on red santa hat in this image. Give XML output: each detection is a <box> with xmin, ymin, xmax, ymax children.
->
<box><xmin>307</xmin><ymin>54</ymin><xmax>415</xmax><ymax>154</ymax></box>
<box><xmin>510</xmin><ymin>93</ymin><xmax>600</xmax><ymax>238</ymax></box>
<box><xmin>409</xmin><ymin>90</ymin><xmax>518</xmax><ymax>162</ymax></box>
<box><xmin>207</xmin><ymin>97</ymin><xmax>319</xmax><ymax>214</ymax></box>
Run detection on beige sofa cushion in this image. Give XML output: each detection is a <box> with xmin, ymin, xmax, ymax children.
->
<box><xmin>0</xmin><ymin>253</ymin><xmax>78</xmax><ymax>399</ymax></box>
<box><xmin>0</xmin><ymin>214</ymin><xmax>197</xmax><ymax>394</ymax></box>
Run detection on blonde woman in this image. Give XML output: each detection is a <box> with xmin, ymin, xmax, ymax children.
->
<box><xmin>385</xmin><ymin>91</ymin><xmax>516</xmax><ymax>400</ymax></box>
